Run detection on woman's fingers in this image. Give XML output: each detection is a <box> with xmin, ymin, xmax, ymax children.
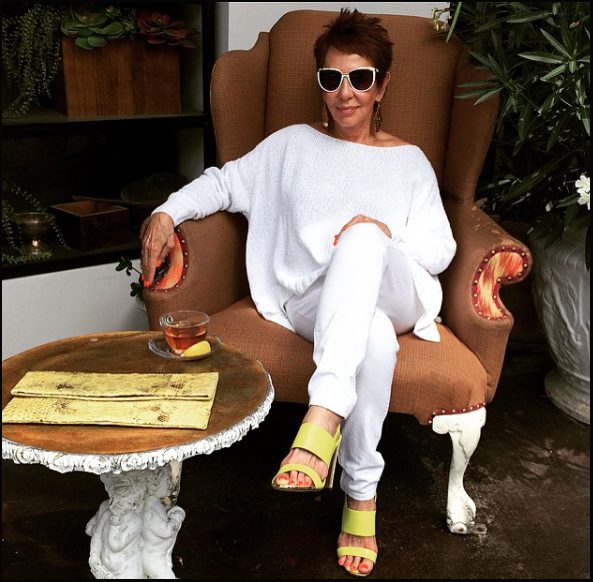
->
<box><xmin>333</xmin><ymin>215</ymin><xmax>391</xmax><ymax>246</ymax></box>
<box><xmin>140</xmin><ymin>213</ymin><xmax>175</xmax><ymax>285</ymax></box>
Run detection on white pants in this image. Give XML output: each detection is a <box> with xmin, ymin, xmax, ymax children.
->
<box><xmin>284</xmin><ymin>223</ymin><xmax>424</xmax><ymax>500</ymax></box>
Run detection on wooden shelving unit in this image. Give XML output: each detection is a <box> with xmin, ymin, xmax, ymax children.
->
<box><xmin>1</xmin><ymin>0</ymin><xmax>216</xmax><ymax>279</ymax></box>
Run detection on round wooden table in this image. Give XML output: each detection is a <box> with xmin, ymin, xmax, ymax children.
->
<box><xmin>2</xmin><ymin>331</ymin><xmax>274</xmax><ymax>579</ymax></box>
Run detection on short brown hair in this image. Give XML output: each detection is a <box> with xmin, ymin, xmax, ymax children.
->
<box><xmin>314</xmin><ymin>9</ymin><xmax>393</xmax><ymax>86</ymax></box>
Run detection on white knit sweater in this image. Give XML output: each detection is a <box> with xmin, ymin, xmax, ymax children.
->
<box><xmin>153</xmin><ymin>124</ymin><xmax>456</xmax><ymax>341</ymax></box>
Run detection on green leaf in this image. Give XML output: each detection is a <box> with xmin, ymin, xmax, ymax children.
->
<box><xmin>559</xmin><ymin>16</ymin><xmax>575</xmax><ymax>52</ymax></box>
<box><xmin>468</xmin><ymin>50</ymin><xmax>493</xmax><ymax>68</ymax></box>
<box><xmin>545</xmin><ymin>112</ymin><xmax>570</xmax><ymax>152</ymax></box>
<box><xmin>457</xmin><ymin>80</ymin><xmax>497</xmax><ymax>88</ymax></box>
<box><xmin>518</xmin><ymin>105</ymin><xmax>533</xmax><ymax>141</ymax></box>
<box><xmin>540</xmin><ymin>64</ymin><xmax>567</xmax><ymax>82</ymax></box>
<box><xmin>540</xmin><ymin>28</ymin><xmax>572</xmax><ymax>59</ymax></box>
<box><xmin>575</xmin><ymin>79</ymin><xmax>587</xmax><ymax>107</ymax></box>
<box><xmin>98</xmin><ymin>22</ymin><xmax>124</xmax><ymax>36</ymax></box>
<box><xmin>518</xmin><ymin>52</ymin><xmax>564</xmax><ymax>64</ymax></box>
<box><xmin>557</xmin><ymin>194</ymin><xmax>578</xmax><ymax>208</ymax></box>
<box><xmin>578</xmin><ymin>107</ymin><xmax>590</xmax><ymax>135</ymax></box>
<box><xmin>563</xmin><ymin>202</ymin><xmax>579</xmax><ymax>228</ymax></box>
<box><xmin>87</xmin><ymin>35</ymin><xmax>107</xmax><ymax>48</ymax></box>
<box><xmin>507</xmin><ymin>11</ymin><xmax>553</xmax><ymax>24</ymax></box>
<box><xmin>74</xmin><ymin>37</ymin><xmax>92</xmax><ymax>50</ymax></box>
<box><xmin>474</xmin><ymin>15</ymin><xmax>512</xmax><ymax>34</ymax></box>
<box><xmin>445</xmin><ymin>2</ymin><xmax>462</xmax><ymax>43</ymax></box>
<box><xmin>474</xmin><ymin>86</ymin><xmax>504</xmax><ymax>105</ymax></box>
<box><xmin>509</xmin><ymin>2</ymin><xmax>531</xmax><ymax>11</ymax></box>
<box><xmin>538</xmin><ymin>91</ymin><xmax>559</xmax><ymax>114</ymax></box>
<box><xmin>504</xmin><ymin>152</ymin><xmax>572</xmax><ymax>200</ymax></box>
<box><xmin>454</xmin><ymin>87</ymin><xmax>497</xmax><ymax>100</ymax></box>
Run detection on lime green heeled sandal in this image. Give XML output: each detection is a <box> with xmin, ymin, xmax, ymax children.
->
<box><xmin>271</xmin><ymin>422</ymin><xmax>341</xmax><ymax>492</ymax></box>
<box><xmin>337</xmin><ymin>498</ymin><xmax>378</xmax><ymax>577</ymax></box>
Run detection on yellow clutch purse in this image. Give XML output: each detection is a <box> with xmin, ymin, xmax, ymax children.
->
<box><xmin>3</xmin><ymin>371</ymin><xmax>219</xmax><ymax>429</ymax></box>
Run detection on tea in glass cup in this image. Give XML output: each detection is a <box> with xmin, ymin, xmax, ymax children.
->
<box><xmin>159</xmin><ymin>310</ymin><xmax>210</xmax><ymax>355</ymax></box>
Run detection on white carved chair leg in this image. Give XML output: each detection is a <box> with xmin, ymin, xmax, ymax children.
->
<box><xmin>85</xmin><ymin>464</ymin><xmax>186</xmax><ymax>579</ymax></box>
<box><xmin>431</xmin><ymin>407</ymin><xmax>487</xmax><ymax>534</ymax></box>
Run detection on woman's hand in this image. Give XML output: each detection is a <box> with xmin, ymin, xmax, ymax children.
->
<box><xmin>140</xmin><ymin>212</ymin><xmax>175</xmax><ymax>286</ymax></box>
<box><xmin>333</xmin><ymin>215</ymin><xmax>392</xmax><ymax>246</ymax></box>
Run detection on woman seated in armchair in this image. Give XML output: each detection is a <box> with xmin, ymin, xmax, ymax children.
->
<box><xmin>140</xmin><ymin>9</ymin><xmax>456</xmax><ymax>577</ymax></box>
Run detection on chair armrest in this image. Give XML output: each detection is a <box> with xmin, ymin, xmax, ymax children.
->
<box><xmin>143</xmin><ymin>211</ymin><xmax>249</xmax><ymax>330</ymax></box>
<box><xmin>441</xmin><ymin>198</ymin><xmax>532</xmax><ymax>397</ymax></box>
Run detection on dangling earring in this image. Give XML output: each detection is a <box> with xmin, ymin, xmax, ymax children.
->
<box><xmin>373</xmin><ymin>101</ymin><xmax>382</xmax><ymax>133</ymax></box>
<box><xmin>323</xmin><ymin>104</ymin><xmax>334</xmax><ymax>132</ymax></box>
<box><xmin>321</xmin><ymin>104</ymin><xmax>329</xmax><ymax>128</ymax></box>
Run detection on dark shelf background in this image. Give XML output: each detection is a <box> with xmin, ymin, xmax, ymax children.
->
<box><xmin>2</xmin><ymin>1</ymin><xmax>216</xmax><ymax>279</ymax></box>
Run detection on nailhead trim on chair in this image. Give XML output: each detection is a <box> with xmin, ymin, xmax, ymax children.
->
<box><xmin>428</xmin><ymin>402</ymin><xmax>486</xmax><ymax>424</ymax></box>
<box><xmin>471</xmin><ymin>246</ymin><xmax>531</xmax><ymax>320</ymax></box>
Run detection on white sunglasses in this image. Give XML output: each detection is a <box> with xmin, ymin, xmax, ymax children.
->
<box><xmin>317</xmin><ymin>67</ymin><xmax>379</xmax><ymax>93</ymax></box>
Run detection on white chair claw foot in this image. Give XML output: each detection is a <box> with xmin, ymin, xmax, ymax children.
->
<box><xmin>432</xmin><ymin>407</ymin><xmax>486</xmax><ymax>534</ymax></box>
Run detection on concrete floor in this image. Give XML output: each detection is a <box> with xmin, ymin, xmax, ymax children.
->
<box><xmin>2</xmin><ymin>348</ymin><xmax>589</xmax><ymax>579</ymax></box>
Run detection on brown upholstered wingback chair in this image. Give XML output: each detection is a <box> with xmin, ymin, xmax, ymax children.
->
<box><xmin>144</xmin><ymin>10</ymin><xmax>532</xmax><ymax>534</ymax></box>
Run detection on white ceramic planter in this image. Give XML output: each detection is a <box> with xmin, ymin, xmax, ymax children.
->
<box><xmin>530</xmin><ymin>224</ymin><xmax>590</xmax><ymax>424</ymax></box>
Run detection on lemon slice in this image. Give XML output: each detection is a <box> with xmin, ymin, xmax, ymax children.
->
<box><xmin>182</xmin><ymin>340</ymin><xmax>211</xmax><ymax>358</ymax></box>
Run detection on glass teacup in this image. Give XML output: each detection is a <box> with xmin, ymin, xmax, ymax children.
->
<box><xmin>159</xmin><ymin>310</ymin><xmax>210</xmax><ymax>355</ymax></box>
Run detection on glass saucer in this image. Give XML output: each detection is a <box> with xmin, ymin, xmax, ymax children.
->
<box><xmin>148</xmin><ymin>336</ymin><xmax>221</xmax><ymax>361</ymax></box>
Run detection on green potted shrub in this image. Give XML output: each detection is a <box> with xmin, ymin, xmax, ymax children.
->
<box><xmin>435</xmin><ymin>2</ymin><xmax>590</xmax><ymax>423</ymax></box>
<box><xmin>436</xmin><ymin>2</ymin><xmax>589</xmax><ymax>257</ymax></box>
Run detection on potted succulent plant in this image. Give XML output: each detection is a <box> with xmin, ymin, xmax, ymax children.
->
<box><xmin>60</xmin><ymin>5</ymin><xmax>197</xmax><ymax>49</ymax></box>
<box><xmin>60</xmin><ymin>5</ymin><xmax>135</xmax><ymax>50</ymax></box>
<box><xmin>135</xmin><ymin>10</ymin><xmax>197</xmax><ymax>48</ymax></box>
<box><xmin>435</xmin><ymin>2</ymin><xmax>590</xmax><ymax>423</ymax></box>
<box><xmin>56</xmin><ymin>4</ymin><xmax>197</xmax><ymax>117</ymax></box>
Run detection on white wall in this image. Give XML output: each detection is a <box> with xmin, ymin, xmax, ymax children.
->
<box><xmin>217</xmin><ymin>2</ymin><xmax>448</xmax><ymax>53</ymax></box>
<box><xmin>2</xmin><ymin>261</ymin><xmax>148</xmax><ymax>361</ymax></box>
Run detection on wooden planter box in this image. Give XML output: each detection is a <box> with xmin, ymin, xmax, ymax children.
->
<box><xmin>50</xmin><ymin>201</ymin><xmax>130</xmax><ymax>251</ymax></box>
<box><xmin>53</xmin><ymin>38</ymin><xmax>181</xmax><ymax>117</ymax></box>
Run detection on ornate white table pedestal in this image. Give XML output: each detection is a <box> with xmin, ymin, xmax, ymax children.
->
<box><xmin>2</xmin><ymin>384</ymin><xmax>273</xmax><ymax>579</ymax></box>
<box><xmin>86</xmin><ymin>463</ymin><xmax>185</xmax><ymax>579</ymax></box>
<box><xmin>2</xmin><ymin>332</ymin><xmax>275</xmax><ymax>579</ymax></box>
